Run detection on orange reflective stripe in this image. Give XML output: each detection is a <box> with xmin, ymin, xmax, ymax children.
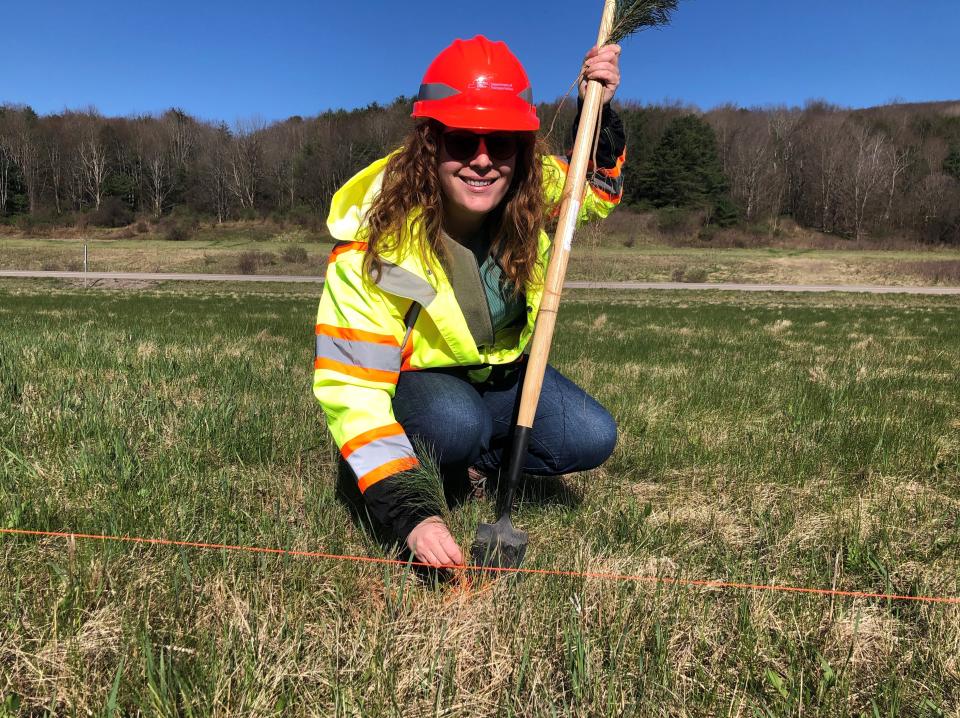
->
<box><xmin>328</xmin><ymin>241</ymin><xmax>368</xmax><ymax>263</ymax></box>
<box><xmin>315</xmin><ymin>323</ymin><xmax>399</xmax><ymax>347</ymax></box>
<box><xmin>592</xmin><ymin>148</ymin><xmax>626</xmax><ymax>178</ymax></box>
<box><xmin>358</xmin><ymin>456</ymin><xmax>420</xmax><ymax>493</ymax></box>
<box><xmin>590</xmin><ymin>186</ymin><xmax>621</xmax><ymax>204</ymax></box>
<box><xmin>341</xmin><ymin>423</ymin><xmax>406</xmax><ymax>460</ymax></box>
<box><xmin>594</xmin><ymin>162</ymin><xmax>623</xmax><ymax>179</ymax></box>
<box><xmin>314</xmin><ymin>357</ymin><xmax>399</xmax><ymax>385</ymax></box>
<box><xmin>400</xmin><ymin>333</ymin><xmax>416</xmax><ymax>371</ymax></box>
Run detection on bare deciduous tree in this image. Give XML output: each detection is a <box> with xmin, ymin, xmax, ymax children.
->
<box><xmin>164</xmin><ymin>108</ymin><xmax>196</xmax><ymax>171</ymax></box>
<box><xmin>8</xmin><ymin>108</ymin><xmax>43</xmax><ymax>214</ymax></box>
<box><xmin>228</xmin><ymin>118</ymin><xmax>265</xmax><ymax>210</ymax></box>
<box><xmin>0</xmin><ymin>116</ymin><xmax>13</xmax><ymax>214</ymax></box>
<box><xmin>139</xmin><ymin>119</ymin><xmax>175</xmax><ymax>218</ymax></box>
<box><xmin>198</xmin><ymin>122</ymin><xmax>232</xmax><ymax>223</ymax></box>
<box><xmin>848</xmin><ymin>124</ymin><xmax>889</xmax><ymax>240</ymax></box>
<box><xmin>77</xmin><ymin>113</ymin><xmax>108</xmax><ymax>209</ymax></box>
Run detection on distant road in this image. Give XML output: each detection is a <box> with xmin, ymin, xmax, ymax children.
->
<box><xmin>2</xmin><ymin>270</ymin><xmax>960</xmax><ymax>295</ymax></box>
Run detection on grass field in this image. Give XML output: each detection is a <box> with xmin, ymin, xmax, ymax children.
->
<box><xmin>4</xmin><ymin>222</ymin><xmax>960</xmax><ymax>287</ymax></box>
<box><xmin>1</xmin><ymin>281</ymin><xmax>959</xmax><ymax>716</ymax></box>
<box><xmin>0</xmin><ymin>232</ymin><xmax>335</xmax><ymax>278</ymax></box>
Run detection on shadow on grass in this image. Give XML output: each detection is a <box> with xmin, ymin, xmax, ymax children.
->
<box><xmin>516</xmin><ymin>474</ymin><xmax>583</xmax><ymax>509</ymax></box>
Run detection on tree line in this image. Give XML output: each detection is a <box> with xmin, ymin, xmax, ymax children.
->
<box><xmin>1</xmin><ymin>96</ymin><xmax>959</xmax><ymax>243</ymax></box>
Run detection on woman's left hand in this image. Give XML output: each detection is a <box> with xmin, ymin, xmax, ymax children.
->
<box><xmin>579</xmin><ymin>44</ymin><xmax>621</xmax><ymax>105</ymax></box>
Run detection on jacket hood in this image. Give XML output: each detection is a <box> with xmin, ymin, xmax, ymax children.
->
<box><xmin>326</xmin><ymin>154</ymin><xmax>395</xmax><ymax>242</ymax></box>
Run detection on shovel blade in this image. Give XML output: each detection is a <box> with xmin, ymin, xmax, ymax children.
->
<box><xmin>471</xmin><ymin>518</ymin><xmax>528</xmax><ymax>569</ymax></box>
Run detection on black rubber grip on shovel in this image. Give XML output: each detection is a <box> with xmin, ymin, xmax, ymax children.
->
<box><xmin>496</xmin><ymin>424</ymin><xmax>531</xmax><ymax>518</ymax></box>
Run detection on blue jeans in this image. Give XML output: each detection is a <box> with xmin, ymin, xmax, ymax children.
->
<box><xmin>392</xmin><ymin>364</ymin><xmax>617</xmax><ymax>478</ymax></box>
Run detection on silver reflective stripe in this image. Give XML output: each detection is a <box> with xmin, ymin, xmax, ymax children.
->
<box><xmin>589</xmin><ymin>170</ymin><xmax>623</xmax><ymax>197</ymax></box>
<box><xmin>348</xmin><ymin>433</ymin><xmax>416</xmax><ymax>480</ymax></box>
<box><xmin>417</xmin><ymin>82</ymin><xmax>460</xmax><ymax>101</ymax></box>
<box><xmin>519</xmin><ymin>87</ymin><xmax>533</xmax><ymax>104</ymax></box>
<box><xmin>375</xmin><ymin>261</ymin><xmax>437</xmax><ymax>306</ymax></box>
<box><xmin>315</xmin><ymin>335</ymin><xmax>400</xmax><ymax>372</ymax></box>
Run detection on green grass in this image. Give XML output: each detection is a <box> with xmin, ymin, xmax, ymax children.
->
<box><xmin>1</xmin><ymin>283</ymin><xmax>959</xmax><ymax>715</ymax></box>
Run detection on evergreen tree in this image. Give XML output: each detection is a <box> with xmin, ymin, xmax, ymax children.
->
<box><xmin>945</xmin><ymin>145</ymin><xmax>960</xmax><ymax>182</ymax></box>
<box><xmin>636</xmin><ymin>114</ymin><xmax>728</xmax><ymax>208</ymax></box>
<box><xmin>711</xmin><ymin>194</ymin><xmax>740</xmax><ymax>228</ymax></box>
<box><xmin>619</xmin><ymin>107</ymin><xmax>651</xmax><ymax>206</ymax></box>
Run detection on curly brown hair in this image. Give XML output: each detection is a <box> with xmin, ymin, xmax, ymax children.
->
<box><xmin>360</xmin><ymin>120</ymin><xmax>547</xmax><ymax>295</ymax></box>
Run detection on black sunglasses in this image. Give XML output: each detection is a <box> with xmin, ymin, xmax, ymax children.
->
<box><xmin>441</xmin><ymin>130</ymin><xmax>523</xmax><ymax>162</ymax></box>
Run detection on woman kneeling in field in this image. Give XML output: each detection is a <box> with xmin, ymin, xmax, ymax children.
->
<box><xmin>313</xmin><ymin>36</ymin><xmax>625</xmax><ymax>568</ymax></box>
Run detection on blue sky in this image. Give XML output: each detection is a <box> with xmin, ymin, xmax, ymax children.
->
<box><xmin>3</xmin><ymin>0</ymin><xmax>958</xmax><ymax>123</ymax></box>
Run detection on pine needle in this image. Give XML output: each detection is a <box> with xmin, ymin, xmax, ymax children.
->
<box><xmin>607</xmin><ymin>0</ymin><xmax>679</xmax><ymax>45</ymax></box>
<box><xmin>390</xmin><ymin>440</ymin><xmax>450</xmax><ymax>523</ymax></box>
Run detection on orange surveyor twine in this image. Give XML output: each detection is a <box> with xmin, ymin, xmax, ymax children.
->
<box><xmin>2</xmin><ymin>527</ymin><xmax>958</xmax><ymax>605</ymax></box>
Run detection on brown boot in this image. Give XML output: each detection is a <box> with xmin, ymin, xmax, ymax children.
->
<box><xmin>467</xmin><ymin>466</ymin><xmax>488</xmax><ymax>501</ymax></box>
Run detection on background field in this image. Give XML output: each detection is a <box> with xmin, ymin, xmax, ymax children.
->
<box><xmin>1</xmin><ymin>282</ymin><xmax>959</xmax><ymax>716</ymax></box>
<box><xmin>4</xmin><ymin>215</ymin><xmax>960</xmax><ymax>287</ymax></box>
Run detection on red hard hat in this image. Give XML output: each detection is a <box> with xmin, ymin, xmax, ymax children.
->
<box><xmin>412</xmin><ymin>35</ymin><xmax>539</xmax><ymax>132</ymax></box>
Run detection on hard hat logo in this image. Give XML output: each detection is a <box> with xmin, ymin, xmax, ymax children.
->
<box><xmin>412</xmin><ymin>35</ymin><xmax>540</xmax><ymax>132</ymax></box>
<box><xmin>467</xmin><ymin>78</ymin><xmax>517</xmax><ymax>93</ymax></box>
<box><xmin>467</xmin><ymin>77</ymin><xmax>489</xmax><ymax>91</ymax></box>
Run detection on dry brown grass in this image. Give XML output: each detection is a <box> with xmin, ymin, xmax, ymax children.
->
<box><xmin>898</xmin><ymin>260</ymin><xmax>960</xmax><ymax>285</ymax></box>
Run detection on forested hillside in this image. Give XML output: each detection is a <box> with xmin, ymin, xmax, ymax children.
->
<box><xmin>2</xmin><ymin>97</ymin><xmax>959</xmax><ymax>244</ymax></box>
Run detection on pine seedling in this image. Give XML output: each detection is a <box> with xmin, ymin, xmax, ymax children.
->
<box><xmin>606</xmin><ymin>0</ymin><xmax>679</xmax><ymax>45</ymax></box>
<box><xmin>390</xmin><ymin>440</ymin><xmax>451</xmax><ymax>525</ymax></box>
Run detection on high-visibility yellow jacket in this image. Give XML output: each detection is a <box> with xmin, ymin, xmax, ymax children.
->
<box><xmin>313</xmin><ymin>147</ymin><xmax>624</xmax><ymax>527</ymax></box>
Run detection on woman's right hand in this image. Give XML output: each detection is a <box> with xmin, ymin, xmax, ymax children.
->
<box><xmin>406</xmin><ymin>516</ymin><xmax>464</xmax><ymax>568</ymax></box>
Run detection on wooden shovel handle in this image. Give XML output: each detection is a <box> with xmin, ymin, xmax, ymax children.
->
<box><xmin>515</xmin><ymin>0</ymin><xmax>618</xmax><ymax>428</ymax></box>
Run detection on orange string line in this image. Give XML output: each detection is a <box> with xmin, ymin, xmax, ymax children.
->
<box><xmin>2</xmin><ymin>527</ymin><xmax>958</xmax><ymax>605</ymax></box>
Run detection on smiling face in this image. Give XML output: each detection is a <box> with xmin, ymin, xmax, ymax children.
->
<box><xmin>437</xmin><ymin>129</ymin><xmax>518</xmax><ymax>238</ymax></box>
